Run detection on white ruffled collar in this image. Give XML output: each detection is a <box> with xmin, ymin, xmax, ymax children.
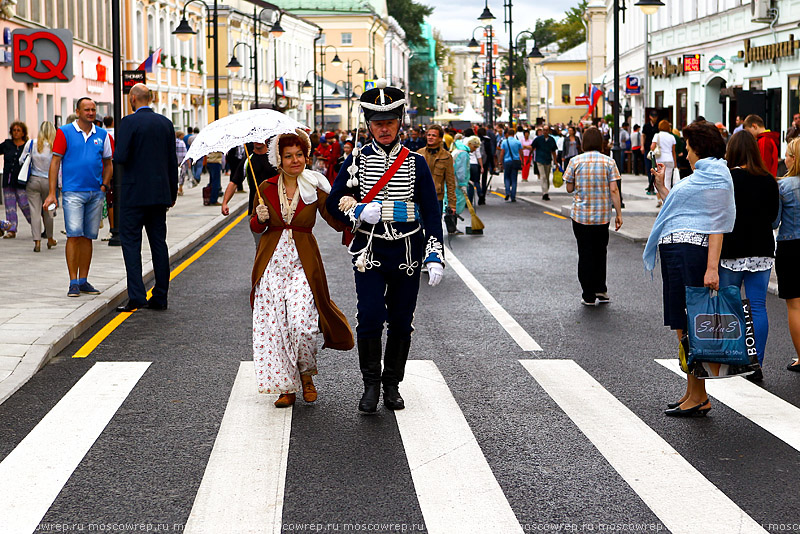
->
<box><xmin>291</xmin><ymin>169</ymin><xmax>331</xmax><ymax>205</ymax></box>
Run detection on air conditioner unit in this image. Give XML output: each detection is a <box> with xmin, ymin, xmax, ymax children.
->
<box><xmin>751</xmin><ymin>0</ymin><xmax>774</xmax><ymax>23</ymax></box>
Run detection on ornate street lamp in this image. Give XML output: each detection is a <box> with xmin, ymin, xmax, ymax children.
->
<box><xmin>173</xmin><ymin>0</ymin><xmax>219</xmax><ymax>120</ymax></box>
<box><xmin>635</xmin><ymin>0</ymin><xmax>665</xmax><ymax>15</ymax></box>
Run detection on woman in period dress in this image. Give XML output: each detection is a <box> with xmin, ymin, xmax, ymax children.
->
<box><xmin>250</xmin><ymin>129</ymin><xmax>354</xmax><ymax>408</ymax></box>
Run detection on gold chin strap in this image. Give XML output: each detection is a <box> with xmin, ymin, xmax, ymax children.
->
<box><xmin>243</xmin><ymin>144</ymin><xmax>265</xmax><ymax>206</ymax></box>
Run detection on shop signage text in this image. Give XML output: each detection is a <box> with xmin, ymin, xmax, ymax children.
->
<box><xmin>12</xmin><ymin>29</ymin><xmax>73</xmax><ymax>83</ymax></box>
<box><xmin>738</xmin><ymin>34</ymin><xmax>800</xmax><ymax>67</ymax></box>
<box><xmin>122</xmin><ymin>70</ymin><xmax>145</xmax><ymax>94</ymax></box>
<box><xmin>625</xmin><ymin>75</ymin><xmax>640</xmax><ymax>94</ymax></box>
<box><xmin>648</xmin><ymin>57</ymin><xmax>687</xmax><ymax>78</ymax></box>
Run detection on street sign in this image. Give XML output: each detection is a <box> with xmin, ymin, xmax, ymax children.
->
<box><xmin>122</xmin><ymin>70</ymin><xmax>145</xmax><ymax>94</ymax></box>
<box><xmin>575</xmin><ymin>95</ymin><xmax>590</xmax><ymax>105</ymax></box>
<box><xmin>625</xmin><ymin>75</ymin><xmax>640</xmax><ymax>95</ymax></box>
<box><xmin>12</xmin><ymin>29</ymin><xmax>73</xmax><ymax>83</ymax></box>
<box><xmin>324</xmin><ymin>103</ymin><xmax>341</xmax><ymax>108</ymax></box>
<box><xmin>364</xmin><ymin>79</ymin><xmax>375</xmax><ymax>90</ymax></box>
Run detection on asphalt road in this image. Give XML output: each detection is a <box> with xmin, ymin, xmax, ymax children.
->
<box><xmin>2</xmin><ymin>193</ymin><xmax>799</xmax><ymax>534</ymax></box>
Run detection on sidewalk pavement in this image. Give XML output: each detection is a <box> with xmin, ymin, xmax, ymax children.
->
<box><xmin>0</xmin><ymin>178</ymin><xmax>250</xmax><ymax>405</ymax></box>
<box><xmin>488</xmin><ymin>170</ymin><xmax>779</xmax><ymax>295</ymax></box>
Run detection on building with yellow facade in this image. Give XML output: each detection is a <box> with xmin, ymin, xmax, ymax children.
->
<box><xmin>538</xmin><ymin>43</ymin><xmax>589</xmax><ymax>125</ymax></box>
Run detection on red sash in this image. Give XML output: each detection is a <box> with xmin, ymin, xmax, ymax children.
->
<box><xmin>342</xmin><ymin>146</ymin><xmax>411</xmax><ymax>246</ymax></box>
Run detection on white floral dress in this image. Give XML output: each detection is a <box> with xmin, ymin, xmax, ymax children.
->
<box><xmin>252</xmin><ymin>183</ymin><xmax>322</xmax><ymax>394</ymax></box>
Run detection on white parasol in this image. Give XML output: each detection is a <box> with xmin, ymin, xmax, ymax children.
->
<box><xmin>182</xmin><ymin>109</ymin><xmax>308</xmax><ymax>165</ymax></box>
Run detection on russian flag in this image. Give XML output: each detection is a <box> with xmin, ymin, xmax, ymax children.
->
<box><xmin>137</xmin><ymin>48</ymin><xmax>162</xmax><ymax>73</ymax></box>
<box><xmin>587</xmin><ymin>85</ymin><xmax>603</xmax><ymax>114</ymax></box>
<box><xmin>274</xmin><ymin>77</ymin><xmax>285</xmax><ymax>95</ymax></box>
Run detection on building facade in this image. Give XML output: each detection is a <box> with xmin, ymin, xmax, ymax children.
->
<box><xmin>1</xmin><ymin>0</ymin><xmax>115</xmax><ymax>139</ymax></box>
<box><xmin>539</xmin><ymin>43</ymin><xmax>589</xmax><ymax>125</ymax></box>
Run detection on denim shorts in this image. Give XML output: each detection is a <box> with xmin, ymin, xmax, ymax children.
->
<box><xmin>62</xmin><ymin>190</ymin><xmax>104</xmax><ymax>239</ymax></box>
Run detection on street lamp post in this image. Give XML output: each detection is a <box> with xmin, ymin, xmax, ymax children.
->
<box><xmin>607</xmin><ymin>0</ymin><xmax>664</xmax><ymax>169</ymax></box>
<box><xmin>270</xmin><ymin>14</ymin><xmax>285</xmax><ymax>109</ymax></box>
<box><xmin>302</xmin><ymin>69</ymin><xmax>316</xmax><ymax>128</ymax></box>
<box><xmin>318</xmin><ymin>45</ymin><xmax>341</xmax><ymax>132</ymax></box>
<box><xmin>173</xmin><ymin>0</ymin><xmax>219</xmax><ymax>121</ymax></box>
<box><xmin>508</xmin><ymin>30</ymin><xmax>543</xmax><ymax>127</ymax></box>
<box><xmin>343</xmin><ymin>59</ymin><xmax>366</xmax><ymax>133</ymax></box>
<box><xmin>469</xmin><ymin>3</ymin><xmax>496</xmax><ymax>128</ymax></box>
<box><xmin>250</xmin><ymin>3</ymin><xmax>283</xmax><ymax>108</ymax></box>
<box><xmin>226</xmin><ymin>42</ymin><xmax>255</xmax><ymax>108</ymax></box>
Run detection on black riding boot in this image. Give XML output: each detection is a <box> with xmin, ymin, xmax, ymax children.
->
<box><xmin>382</xmin><ymin>336</ymin><xmax>411</xmax><ymax>410</ymax></box>
<box><xmin>358</xmin><ymin>337</ymin><xmax>383</xmax><ymax>413</ymax></box>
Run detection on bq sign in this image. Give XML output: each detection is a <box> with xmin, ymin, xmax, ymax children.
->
<box><xmin>12</xmin><ymin>29</ymin><xmax>74</xmax><ymax>83</ymax></box>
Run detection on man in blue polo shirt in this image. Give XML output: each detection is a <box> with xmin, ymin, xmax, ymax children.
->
<box><xmin>44</xmin><ymin>97</ymin><xmax>113</xmax><ymax>297</ymax></box>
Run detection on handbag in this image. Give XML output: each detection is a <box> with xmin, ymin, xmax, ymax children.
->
<box><xmin>647</xmin><ymin>132</ymin><xmax>661</xmax><ymax>160</ymax></box>
<box><xmin>685</xmin><ymin>286</ymin><xmax>751</xmax><ymax>367</ymax></box>
<box><xmin>17</xmin><ymin>140</ymin><xmax>33</xmax><ymax>186</ymax></box>
<box><xmin>552</xmin><ymin>166</ymin><xmax>564</xmax><ymax>188</ymax></box>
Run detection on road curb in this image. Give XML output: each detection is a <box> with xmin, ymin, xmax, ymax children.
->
<box><xmin>0</xmin><ymin>198</ymin><xmax>249</xmax><ymax>406</ymax></box>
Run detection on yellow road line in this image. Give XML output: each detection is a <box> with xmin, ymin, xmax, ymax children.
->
<box><xmin>544</xmin><ymin>211</ymin><xmax>568</xmax><ymax>220</ymax></box>
<box><xmin>73</xmin><ymin>212</ymin><xmax>248</xmax><ymax>358</ymax></box>
<box><xmin>489</xmin><ymin>191</ymin><xmax>568</xmax><ymax>220</ymax></box>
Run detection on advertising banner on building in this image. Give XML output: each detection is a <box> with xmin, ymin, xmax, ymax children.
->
<box><xmin>625</xmin><ymin>75</ymin><xmax>640</xmax><ymax>94</ymax></box>
<box><xmin>12</xmin><ymin>29</ymin><xmax>74</xmax><ymax>83</ymax></box>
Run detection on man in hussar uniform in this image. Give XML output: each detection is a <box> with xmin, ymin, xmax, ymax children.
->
<box><xmin>327</xmin><ymin>79</ymin><xmax>446</xmax><ymax>414</ymax></box>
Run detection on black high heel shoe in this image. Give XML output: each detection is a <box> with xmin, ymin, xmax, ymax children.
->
<box><xmin>665</xmin><ymin>399</ymin><xmax>711</xmax><ymax>417</ymax></box>
<box><xmin>666</xmin><ymin>399</ymin><xmax>688</xmax><ymax>409</ymax></box>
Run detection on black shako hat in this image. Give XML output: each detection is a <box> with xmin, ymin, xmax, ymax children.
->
<box><xmin>359</xmin><ymin>78</ymin><xmax>406</xmax><ymax>122</ymax></box>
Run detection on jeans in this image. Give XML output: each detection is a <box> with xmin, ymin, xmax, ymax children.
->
<box><xmin>719</xmin><ymin>266</ymin><xmax>771</xmax><ymax>366</ymax></box>
<box><xmin>572</xmin><ymin>220</ymin><xmax>609</xmax><ymax>301</ymax></box>
<box><xmin>503</xmin><ymin>161</ymin><xmax>519</xmax><ymax>200</ymax></box>
<box><xmin>192</xmin><ymin>160</ymin><xmax>204</xmax><ymax>182</ymax></box>
<box><xmin>645</xmin><ymin>155</ymin><xmax>654</xmax><ymax>192</ymax></box>
<box><xmin>62</xmin><ymin>190</ymin><xmax>104</xmax><ymax>239</ymax></box>
<box><xmin>207</xmin><ymin>162</ymin><xmax>222</xmax><ymax>204</ymax></box>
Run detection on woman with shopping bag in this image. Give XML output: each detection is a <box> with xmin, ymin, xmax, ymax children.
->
<box><xmin>643</xmin><ymin>120</ymin><xmax>735</xmax><ymax>417</ymax></box>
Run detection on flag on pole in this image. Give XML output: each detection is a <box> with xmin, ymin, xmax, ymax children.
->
<box><xmin>587</xmin><ymin>85</ymin><xmax>603</xmax><ymax>115</ymax></box>
<box><xmin>137</xmin><ymin>48</ymin><xmax>162</xmax><ymax>73</ymax></box>
<box><xmin>274</xmin><ymin>77</ymin><xmax>285</xmax><ymax>96</ymax></box>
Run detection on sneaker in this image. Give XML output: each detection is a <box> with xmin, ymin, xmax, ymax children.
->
<box><xmin>68</xmin><ymin>284</ymin><xmax>81</xmax><ymax>297</ymax></box>
<box><xmin>542</xmin><ymin>194</ymin><xmax>550</xmax><ymax>201</ymax></box>
<box><xmin>581</xmin><ymin>297</ymin><xmax>598</xmax><ymax>306</ymax></box>
<box><xmin>646</xmin><ymin>190</ymin><xmax>656</xmax><ymax>196</ymax></box>
<box><xmin>78</xmin><ymin>282</ymin><xmax>101</xmax><ymax>295</ymax></box>
<box><xmin>596</xmin><ymin>293</ymin><xmax>611</xmax><ymax>304</ymax></box>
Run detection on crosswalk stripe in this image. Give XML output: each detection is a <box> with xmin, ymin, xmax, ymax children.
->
<box><xmin>184</xmin><ymin>362</ymin><xmax>291</xmax><ymax>534</ymax></box>
<box><xmin>0</xmin><ymin>362</ymin><xmax>151</xmax><ymax>534</ymax></box>
<box><xmin>656</xmin><ymin>359</ymin><xmax>800</xmax><ymax>452</ymax></box>
<box><xmin>444</xmin><ymin>246</ymin><xmax>542</xmax><ymax>351</ymax></box>
<box><xmin>395</xmin><ymin>360</ymin><xmax>523</xmax><ymax>534</ymax></box>
<box><xmin>520</xmin><ymin>359</ymin><xmax>767</xmax><ymax>534</ymax></box>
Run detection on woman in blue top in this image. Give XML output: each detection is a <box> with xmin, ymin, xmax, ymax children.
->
<box><xmin>643</xmin><ymin>121</ymin><xmax>735</xmax><ymax>417</ymax></box>
<box><xmin>776</xmin><ymin>138</ymin><xmax>800</xmax><ymax>372</ymax></box>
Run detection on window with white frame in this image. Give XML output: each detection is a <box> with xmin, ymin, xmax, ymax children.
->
<box><xmin>342</xmin><ymin>32</ymin><xmax>352</xmax><ymax>45</ymax></box>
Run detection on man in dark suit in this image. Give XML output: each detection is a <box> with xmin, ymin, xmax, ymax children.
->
<box><xmin>113</xmin><ymin>83</ymin><xmax>178</xmax><ymax>312</ymax></box>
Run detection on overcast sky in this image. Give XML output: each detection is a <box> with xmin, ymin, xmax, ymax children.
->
<box><xmin>427</xmin><ymin>0</ymin><xmax>582</xmax><ymax>45</ymax></box>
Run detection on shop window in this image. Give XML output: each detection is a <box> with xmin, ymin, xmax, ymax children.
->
<box><xmin>655</xmin><ymin>91</ymin><xmax>664</xmax><ymax>109</ymax></box>
<box><xmin>790</xmin><ymin>76</ymin><xmax>800</xmax><ymax>132</ymax></box>
<box><xmin>676</xmin><ymin>88</ymin><xmax>687</xmax><ymax>130</ymax></box>
<box><xmin>749</xmin><ymin>78</ymin><xmax>763</xmax><ymax>90</ymax></box>
<box><xmin>341</xmin><ymin>32</ymin><xmax>352</xmax><ymax>45</ymax></box>
<box><xmin>18</xmin><ymin>91</ymin><xmax>26</xmax><ymax>123</ymax></box>
<box><xmin>561</xmin><ymin>84</ymin><xmax>570</xmax><ymax>104</ymax></box>
<box><xmin>6</xmin><ymin>90</ymin><xmax>14</xmax><ymax>132</ymax></box>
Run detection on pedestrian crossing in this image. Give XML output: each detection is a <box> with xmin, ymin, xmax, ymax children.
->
<box><xmin>2</xmin><ymin>358</ymin><xmax>798</xmax><ymax>533</ymax></box>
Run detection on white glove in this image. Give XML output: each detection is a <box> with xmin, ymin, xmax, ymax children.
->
<box><xmin>427</xmin><ymin>262</ymin><xmax>444</xmax><ymax>287</ymax></box>
<box><xmin>359</xmin><ymin>202</ymin><xmax>382</xmax><ymax>225</ymax></box>
<box><xmin>256</xmin><ymin>203</ymin><xmax>269</xmax><ymax>223</ymax></box>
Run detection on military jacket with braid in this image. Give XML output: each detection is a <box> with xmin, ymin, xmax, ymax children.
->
<box><xmin>327</xmin><ymin>141</ymin><xmax>445</xmax><ymax>265</ymax></box>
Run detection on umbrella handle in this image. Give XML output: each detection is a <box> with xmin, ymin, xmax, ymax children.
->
<box><xmin>243</xmin><ymin>144</ymin><xmax>265</xmax><ymax>207</ymax></box>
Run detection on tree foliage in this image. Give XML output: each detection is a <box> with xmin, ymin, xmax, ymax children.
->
<box><xmin>527</xmin><ymin>0</ymin><xmax>587</xmax><ymax>53</ymax></box>
<box><xmin>387</xmin><ymin>0</ymin><xmax>433</xmax><ymax>47</ymax></box>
